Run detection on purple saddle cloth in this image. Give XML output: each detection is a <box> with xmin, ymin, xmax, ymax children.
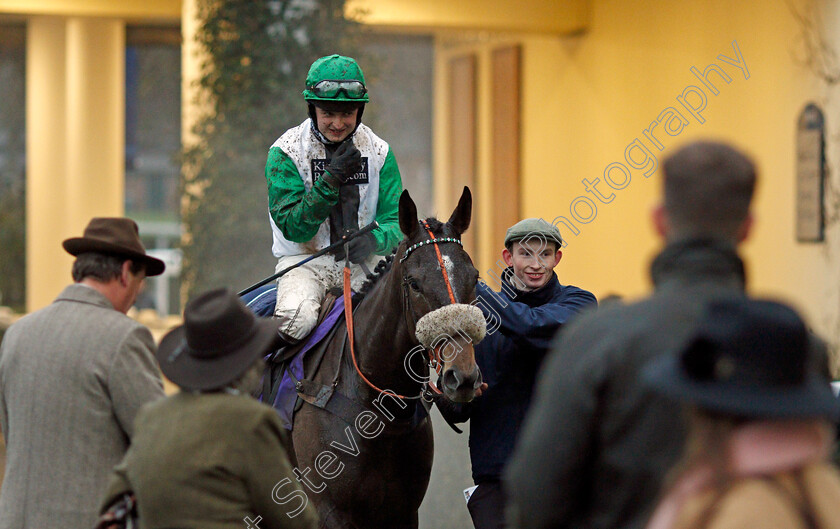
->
<box><xmin>263</xmin><ymin>295</ymin><xmax>347</xmax><ymax>429</ymax></box>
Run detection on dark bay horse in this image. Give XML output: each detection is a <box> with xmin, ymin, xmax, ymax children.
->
<box><xmin>287</xmin><ymin>187</ymin><xmax>483</xmax><ymax>528</ymax></box>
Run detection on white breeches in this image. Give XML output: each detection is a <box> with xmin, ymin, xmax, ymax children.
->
<box><xmin>273</xmin><ymin>253</ymin><xmax>382</xmax><ymax>341</ymax></box>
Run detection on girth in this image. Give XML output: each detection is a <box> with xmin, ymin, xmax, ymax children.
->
<box><xmin>290</xmin><ymin>329</ymin><xmax>430</xmax><ymax>436</ymax></box>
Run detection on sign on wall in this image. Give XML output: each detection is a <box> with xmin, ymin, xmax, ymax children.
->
<box><xmin>796</xmin><ymin>103</ymin><xmax>826</xmax><ymax>242</ymax></box>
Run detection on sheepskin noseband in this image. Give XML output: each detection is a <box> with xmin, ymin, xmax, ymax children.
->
<box><xmin>414</xmin><ymin>304</ymin><xmax>487</xmax><ymax>348</ymax></box>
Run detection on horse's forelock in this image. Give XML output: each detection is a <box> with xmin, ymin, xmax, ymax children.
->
<box><xmin>414</xmin><ymin>217</ymin><xmax>451</xmax><ymax>240</ymax></box>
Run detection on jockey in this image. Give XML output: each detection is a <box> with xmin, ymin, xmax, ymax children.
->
<box><xmin>265</xmin><ymin>54</ymin><xmax>404</xmax><ymax>345</ymax></box>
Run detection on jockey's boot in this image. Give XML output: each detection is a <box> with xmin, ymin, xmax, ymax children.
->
<box><xmin>271</xmin><ymin>329</ymin><xmax>299</xmax><ymax>361</ymax></box>
<box><xmin>257</xmin><ymin>329</ymin><xmax>301</xmax><ymax>401</ymax></box>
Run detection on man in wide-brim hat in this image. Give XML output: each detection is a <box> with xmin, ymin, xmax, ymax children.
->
<box><xmin>643</xmin><ymin>298</ymin><xmax>840</xmax><ymax>421</ymax></box>
<box><xmin>0</xmin><ymin>217</ymin><xmax>166</xmax><ymax>529</ymax></box>
<box><xmin>642</xmin><ymin>298</ymin><xmax>840</xmax><ymax>529</ymax></box>
<box><xmin>100</xmin><ymin>288</ymin><xmax>318</xmax><ymax>528</ymax></box>
<box><xmin>156</xmin><ymin>287</ymin><xmax>281</xmax><ymax>391</ymax></box>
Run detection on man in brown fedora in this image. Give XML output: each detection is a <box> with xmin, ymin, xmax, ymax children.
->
<box><xmin>0</xmin><ymin>217</ymin><xmax>166</xmax><ymax>529</ymax></box>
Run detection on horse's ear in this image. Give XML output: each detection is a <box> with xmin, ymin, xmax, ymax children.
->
<box><xmin>399</xmin><ymin>190</ymin><xmax>420</xmax><ymax>240</ymax></box>
<box><xmin>448</xmin><ymin>186</ymin><xmax>472</xmax><ymax>235</ymax></box>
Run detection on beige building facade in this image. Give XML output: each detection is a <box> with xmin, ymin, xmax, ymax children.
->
<box><xmin>5</xmin><ymin>0</ymin><xmax>840</xmax><ymax>367</ymax></box>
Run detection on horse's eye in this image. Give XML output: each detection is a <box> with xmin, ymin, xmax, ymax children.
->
<box><xmin>408</xmin><ymin>278</ymin><xmax>421</xmax><ymax>292</ymax></box>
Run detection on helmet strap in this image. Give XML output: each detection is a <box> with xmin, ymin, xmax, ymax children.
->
<box><xmin>355</xmin><ymin>104</ymin><xmax>365</xmax><ymax>128</ymax></box>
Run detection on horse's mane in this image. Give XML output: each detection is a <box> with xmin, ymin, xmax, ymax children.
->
<box><xmin>353</xmin><ymin>252</ymin><xmax>395</xmax><ymax>304</ymax></box>
<box><xmin>351</xmin><ymin>217</ymin><xmax>448</xmax><ymax>304</ymax></box>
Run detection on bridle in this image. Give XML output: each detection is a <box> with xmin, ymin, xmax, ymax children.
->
<box><xmin>344</xmin><ymin>220</ymin><xmax>463</xmax><ymax>400</ymax></box>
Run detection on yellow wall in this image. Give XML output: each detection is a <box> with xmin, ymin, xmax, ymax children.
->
<box><xmin>517</xmin><ymin>1</ymin><xmax>770</xmax><ymax>300</ymax></box>
<box><xmin>513</xmin><ymin>0</ymin><xmax>833</xmax><ymax>326</ymax></box>
<box><xmin>0</xmin><ymin>0</ymin><xmax>179</xmax><ymax>19</ymax></box>
<box><xmin>433</xmin><ymin>2</ymin><xmax>834</xmax><ymax>320</ymax></box>
<box><xmin>347</xmin><ymin>0</ymin><xmax>588</xmax><ymax>33</ymax></box>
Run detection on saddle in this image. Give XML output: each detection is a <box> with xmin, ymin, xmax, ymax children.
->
<box><xmin>255</xmin><ymin>288</ymin><xmax>346</xmax><ymax>429</ymax></box>
<box><xmin>244</xmin><ymin>286</ymin><xmax>433</xmax><ymax>435</ymax></box>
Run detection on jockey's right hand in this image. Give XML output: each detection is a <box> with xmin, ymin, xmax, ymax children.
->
<box><xmin>324</xmin><ymin>141</ymin><xmax>362</xmax><ymax>186</ymax></box>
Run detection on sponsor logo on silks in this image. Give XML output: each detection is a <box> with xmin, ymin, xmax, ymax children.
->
<box><xmin>312</xmin><ymin>158</ymin><xmax>369</xmax><ymax>185</ymax></box>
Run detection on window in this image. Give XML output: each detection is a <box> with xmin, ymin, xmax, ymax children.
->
<box><xmin>0</xmin><ymin>23</ymin><xmax>26</xmax><ymax>311</ymax></box>
<box><xmin>125</xmin><ymin>25</ymin><xmax>182</xmax><ymax>314</ymax></box>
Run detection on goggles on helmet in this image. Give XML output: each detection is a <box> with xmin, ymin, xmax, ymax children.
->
<box><xmin>307</xmin><ymin>79</ymin><xmax>368</xmax><ymax>100</ymax></box>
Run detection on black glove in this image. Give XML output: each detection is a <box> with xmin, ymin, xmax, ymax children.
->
<box><xmin>324</xmin><ymin>141</ymin><xmax>362</xmax><ymax>186</ymax></box>
<box><xmin>347</xmin><ymin>232</ymin><xmax>377</xmax><ymax>264</ymax></box>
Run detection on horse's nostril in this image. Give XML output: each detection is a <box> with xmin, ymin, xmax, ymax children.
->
<box><xmin>471</xmin><ymin>366</ymin><xmax>483</xmax><ymax>389</ymax></box>
<box><xmin>441</xmin><ymin>369</ymin><xmax>461</xmax><ymax>391</ymax></box>
<box><xmin>442</xmin><ymin>367</ymin><xmax>483</xmax><ymax>392</ymax></box>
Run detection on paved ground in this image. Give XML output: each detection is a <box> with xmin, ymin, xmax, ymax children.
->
<box><xmin>419</xmin><ymin>409</ymin><xmax>474</xmax><ymax>528</ymax></box>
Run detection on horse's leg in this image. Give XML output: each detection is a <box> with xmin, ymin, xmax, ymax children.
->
<box><xmin>280</xmin><ymin>426</ymin><xmax>298</xmax><ymax>469</ymax></box>
<box><xmin>292</xmin><ymin>405</ymin><xmax>353</xmax><ymax>527</ymax></box>
<box><xmin>392</xmin><ymin>513</ymin><xmax>419</xmax><ymax>529</ymax></box>
<box><xmin>318</xmin><ymin>506</ymin><xmax>360</xmax><ymax>529</ymax></box>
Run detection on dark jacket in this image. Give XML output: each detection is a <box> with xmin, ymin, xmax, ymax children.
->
<box><xmin>503</xmin><ymin>239</ymin><xmax>747</xmax><ymax>529</ymax></box>
<box><xmin>441</xmin><ymin>269</ymin><xmax>596</xmax><ymax>483</ymax></box>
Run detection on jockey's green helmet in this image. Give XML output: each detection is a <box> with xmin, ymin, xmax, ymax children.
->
<box><xmin>303</xmin><ymin>54</ymin><xmax>370</xmax><ymax>103</ymax></box>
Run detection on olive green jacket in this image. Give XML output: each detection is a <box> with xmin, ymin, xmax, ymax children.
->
<box><xmin>102</xmin><ymin>392</ymin><xmax>318</xmax><ymax>529</ymax></box>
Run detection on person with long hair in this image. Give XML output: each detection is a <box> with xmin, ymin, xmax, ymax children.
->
<box><xmin>642</xmin><ymin>298</ymin><xmax>840</xmax><ymax>529</ymax></box>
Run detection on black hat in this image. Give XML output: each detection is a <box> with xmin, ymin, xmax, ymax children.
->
<box><xmin>643</xmin><ymin>298</ymin><xmax>840</xmax><ymax>421</ymax></box>
<box><xmin>63</xmin><ymin>217</ymin><xmax>165</xmax><ymax>276</ymax></box>
<box><xmin>157</xmin><ymin>288</ymin><xmax>279</xmax><ymax>391</ymax></box>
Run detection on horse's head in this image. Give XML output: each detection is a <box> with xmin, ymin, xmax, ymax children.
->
<box><xmin>396</xmin><ymin>187</ymin><xmax>484</xmax><ymax>403</ymax></box>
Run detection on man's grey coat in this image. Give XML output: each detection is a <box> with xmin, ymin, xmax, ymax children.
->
<box><xmin>0</xmin><ymin>284</ymin><xmax>164</xmax><ymax>529</ymax></box>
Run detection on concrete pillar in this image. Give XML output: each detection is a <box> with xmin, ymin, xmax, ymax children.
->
<box><xmin>25</xmin><ymin>17</ymin><xmax>125</xmax><ymax>311</ymax></box>
<box><xmin>65</xmin><ymin>18</ymin><xmax>125</xmax><ymax>225</ymax></box>
<box><xmin>26</xmin><ymin>17</ymin><xmax>69</xmax><ymax>311</ymax></box>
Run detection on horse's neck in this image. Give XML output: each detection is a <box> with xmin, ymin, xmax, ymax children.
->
<box><xmin>351</xmin><ymin>263</ymin><xmax>420</xmax><ymax>394</ymax></box>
